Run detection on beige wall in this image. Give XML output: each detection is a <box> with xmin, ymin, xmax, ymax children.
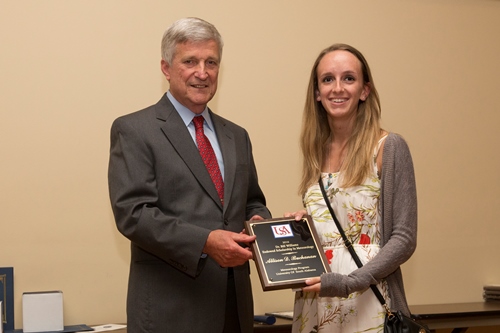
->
<box><xmin>2</xmin><ymin>0</ymin><xmax>500</xmax><ymax>329</ymax></box>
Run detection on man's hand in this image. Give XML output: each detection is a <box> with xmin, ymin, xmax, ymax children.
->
<box><xmin>203</xmin><ymin>229</ymin><xmax>257</xmax><ymax>267</ymax></box>
<box><xmin>248</xmin><ymin>214</ymin><xmax>265</xmax><ymax>221</ymax></box>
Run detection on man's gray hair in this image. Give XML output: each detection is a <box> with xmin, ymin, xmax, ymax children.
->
<box><xmin>161</xmin><ymin>17</ymin><xmax>224</xmax><ymax>64</ymax></box>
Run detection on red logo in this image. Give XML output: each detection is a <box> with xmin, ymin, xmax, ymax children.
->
<box><xmin>272</xmin><ymin>224</ymin><xmax>293</xmax><ymax>238</ymax></box>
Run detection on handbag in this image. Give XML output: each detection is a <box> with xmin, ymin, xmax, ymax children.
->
<box><xmin>318</xmin><ymin>178</ymin><xmax>430</xmax><ymax>333</ymax></box>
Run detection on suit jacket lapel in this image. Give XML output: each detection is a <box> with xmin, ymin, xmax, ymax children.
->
<box><xmin>155</xmin><ymin>96</ymin><xmax>223</xmax><ymax>209</ymax></box>
<box><xmin>211</xmin><ymin>112</ymin><xmax>236</xmax><ymax>211</ymax></box>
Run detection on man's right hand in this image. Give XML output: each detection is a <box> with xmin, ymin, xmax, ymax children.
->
<box><xmin>203</xmin><ymin>229</ymin><xmax>257</xmax><ymax>267</ymax></box>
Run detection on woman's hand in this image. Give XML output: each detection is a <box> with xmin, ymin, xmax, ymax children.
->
<box><xmin>283</xmin><ymin>209</ymin><xmax>307</xmax><ymax>221</ymax></box>
<box><xmin>302</xmin><ymin>276</ymin><xmax>321</xmax><ymax>293</ymax></box>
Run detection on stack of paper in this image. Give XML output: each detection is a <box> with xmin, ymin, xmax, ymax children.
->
<box><xmin>483</xmin><ymin>285</ymin><xmax>500</xmax><ymax>302</ymax></box>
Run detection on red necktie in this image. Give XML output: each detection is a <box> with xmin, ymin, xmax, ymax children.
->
<box><xmin>193</xmin><ymin>116</ymin><xmax>224</xmax><ymax>204</ymax></box>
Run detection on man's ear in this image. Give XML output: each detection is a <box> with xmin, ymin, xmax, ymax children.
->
<box><xmin>160</xmin><ymin>59</ymin><xmax>171</xmax><ymax>81</ymax></box>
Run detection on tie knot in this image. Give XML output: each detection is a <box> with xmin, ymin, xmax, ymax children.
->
<box><xmin>193</xmin><ymin>116</ymin><xmax>205</xmax><ymax>130</ymax></box>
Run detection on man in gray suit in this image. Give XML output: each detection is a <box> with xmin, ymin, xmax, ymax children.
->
<box><xmin>108</xmin><ymin>17</ymin><xmax>271</xmax><ymax>333</ymax></box>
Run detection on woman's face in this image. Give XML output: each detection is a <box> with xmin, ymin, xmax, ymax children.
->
<box><xmin>315</xmin><ymin>50</ymin><xmax>370</xmax><ymax>121</ymax></box>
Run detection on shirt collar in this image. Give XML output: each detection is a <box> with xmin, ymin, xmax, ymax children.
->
<box><xmin>166</xmin><ymin>91</ymin><xmax>214</xmax><ymax>130</ymax></box>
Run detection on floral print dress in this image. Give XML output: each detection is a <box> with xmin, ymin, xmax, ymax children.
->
<box><xmin>292</xmin><ymin>136</ymin><xmax>390</xmax><ymax>333</ymax></box>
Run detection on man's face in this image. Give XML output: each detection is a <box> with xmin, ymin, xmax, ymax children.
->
<box><xmin>161</xmin><ymin>40</ymin><xmax>220</xmax><ymax>114</ymax></box>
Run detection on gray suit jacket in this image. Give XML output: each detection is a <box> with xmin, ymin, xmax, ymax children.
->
<box><xmin>108</xmin><ymin>94</ymin><xmax>271</xmax><ymax>333</ymax></box>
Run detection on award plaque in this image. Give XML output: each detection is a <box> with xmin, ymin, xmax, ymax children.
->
<box><xmin>245</xmin><ymin>216</ymin><xmax>330</xmax><ymax>291</ymax></box>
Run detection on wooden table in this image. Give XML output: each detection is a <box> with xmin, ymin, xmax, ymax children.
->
<box><xmin>409</xmin><ymin>302</ymin><xmax>500</xmax><ymax>332</ymax></box>
<box><xmin>101</xmin><ymin>302</ymin><xmax>500</xmax><ymax>333</ymax></box>
<box><xmin>253</xmin><ymin>302</ymin><xmax>500</xmax><ymax>333</ymax></box>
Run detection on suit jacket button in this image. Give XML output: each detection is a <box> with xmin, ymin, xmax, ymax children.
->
<box><xmin>224</xmin><ymin>219</ymin><xmax>229</xmax><ymax>226</ymax></box>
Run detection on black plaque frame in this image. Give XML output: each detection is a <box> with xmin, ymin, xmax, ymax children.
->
<box><xmin>0</xmin><ymin>267</ymin><xmax>14</xmax><ymax>331</ymax></box>
<box><xmin>245</xmin><ymin>216</ymin><xmax>330</xmax><ymax>291</ymax></box>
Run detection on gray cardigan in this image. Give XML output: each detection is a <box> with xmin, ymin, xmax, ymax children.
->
<box><xmin>320</xmin><ymin>132</ymin><xmax>417</xmax><ymax>316</ymax></box>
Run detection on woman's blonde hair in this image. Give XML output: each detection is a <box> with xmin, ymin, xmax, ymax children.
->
<box><xmin>299</xmin><ymin>43</ymin><xmax>382</xmax><ymax>195</ymax></box>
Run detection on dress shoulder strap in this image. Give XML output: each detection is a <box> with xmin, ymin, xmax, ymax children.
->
<box><xmin>374</xmin><ymin>133</ymin><xmax>389</xmax><ymax>157</ymax></box>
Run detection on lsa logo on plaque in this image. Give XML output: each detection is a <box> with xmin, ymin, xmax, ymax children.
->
<box><xmin>271</xmin><ymin>224</ymin><xmax>293</xmax><ymax>238</ymax></box>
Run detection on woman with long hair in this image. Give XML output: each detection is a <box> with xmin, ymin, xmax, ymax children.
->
<box><xmin>286</xmin><ymin>43</ymin><xmax>418</xmax><ymax>332</ymax></box>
